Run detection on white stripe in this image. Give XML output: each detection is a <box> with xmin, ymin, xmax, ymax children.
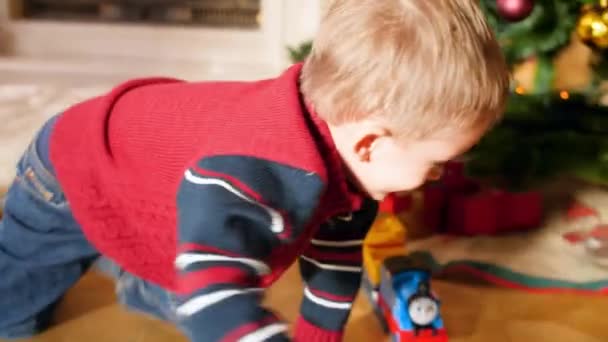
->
<box><xmin>184</xmin><ymin>170</ymin><xmax>284</xmax><ymax>234</ymax></box>
<box><xmin>238</xmin><ymin>323</ymin><xmax>288</xmax><ymax>342</ymax></box>
<box><xmin>177</xmin><ymin>288</ymin><xmax>263</xmax><ymax>316</ymax></box>
<box><xmin>310</xmin><ymin>239</ymin><xmax>364</xmax><ymax>247</ymax></box>
<box><xmin>304</xmin><ymin>287</ymin><xmax>352</xmax><ymax>310</ymax></box>
<box><xmin>300</xmin><ymin>255</ymin><xmax>361</xmax><ymax>273</ymax></box>
<box><xmin>335</xmin><ymin>213</ymin><xmax>353</xmax><ymax>222</ymax></box>
<box><xmin>175</xmin><ymin>253</ymin><xmax>270</xmax><ymax>275</ymax></box>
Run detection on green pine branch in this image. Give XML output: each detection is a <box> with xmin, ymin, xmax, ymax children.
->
<box><xmin>288</xmin><ymin>41</ymin><xmax>313</xmax><ymax>63</ymax></box>
<box><xmin>466</xmin><ymin>92</ymin><xmax>608</xmax><ymax>189</ymax></box>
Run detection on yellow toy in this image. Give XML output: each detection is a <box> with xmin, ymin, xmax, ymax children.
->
<box><xmin>363</xmin><ymin>214</ymin><xmax>408</xmax><ymax>285</ymax></box>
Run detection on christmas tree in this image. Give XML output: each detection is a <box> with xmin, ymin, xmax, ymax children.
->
<box><xmin>468</xmin><ymin>0</ymin><xmax>608</xmax><ymax>190</ymax></box>
<box><xmin>289</xmin><ymin>0</ymin><xmax>608</xmax><ymax>190</ymax></box>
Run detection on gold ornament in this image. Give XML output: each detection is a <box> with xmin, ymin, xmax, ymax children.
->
<box><xmin>595</xmin><ymin>11</ymin><xmax>608</xmax><ymax>48</ymax></box>
<box><xmin>602</xmin><ymin>7</ymin><xmax>608</xmax><ymax>24</ymax></box>
<box><xmin>577</xmin><ymin>10</ymin><xmax>602</xmax><ymax>41</ymax></box>
<box><xmin>577</xmin><ymin>5</ymin><xmax>608</xmax><ymax>49</ymax></box>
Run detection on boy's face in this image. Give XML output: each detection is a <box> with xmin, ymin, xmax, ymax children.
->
<box><xmin>330</xmin><ymin>119</ymin><xmax>488</xmax><ymax>201</ymax></box>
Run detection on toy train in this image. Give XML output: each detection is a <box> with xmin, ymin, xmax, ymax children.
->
<box><xmin>362</xmin><ymin>215</ymin><xmax>448</xmax><ymax>342</ymax></box>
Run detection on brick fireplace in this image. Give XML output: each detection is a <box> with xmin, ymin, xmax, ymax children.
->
<box><xmin>0</xmin><ymin>0</ymin><xmax>323</xmax><ymax>82</ymax></box>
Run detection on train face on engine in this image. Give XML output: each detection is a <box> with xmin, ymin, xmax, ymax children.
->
<box><xmin>364</xmin><ymin>255</ymin><xmax>448</xmax><ymax>342</ymax></box>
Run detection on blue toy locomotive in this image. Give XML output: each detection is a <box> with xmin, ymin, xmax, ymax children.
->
<box><xmin>362</xmin><ymin>254</ymin><xmax>448</xmax><ymax>342</ymax></box>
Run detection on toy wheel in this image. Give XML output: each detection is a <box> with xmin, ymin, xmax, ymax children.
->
<box><xmin>391</xmin><ymin>333</ymin><xmax>400</xmax><ymax>342</ymax></box>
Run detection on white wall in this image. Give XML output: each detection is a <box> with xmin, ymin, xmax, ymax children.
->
<box><xmin>282</xmin><ymin>1</ymin><xmax>322</xmax><ymax>49</ymax></box>
<box><xmin>0</xmin><ymin>0</ymin><xmax>8</xmax><ymax>20</ymax></box>
<box><xmin>0</xmin><ymin>0</ymin><xmax>323</xmax><ymax>80</ymax></box>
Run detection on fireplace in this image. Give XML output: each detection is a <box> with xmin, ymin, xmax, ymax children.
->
<box><xmin>0</xmin><ymin>0</ymin><xmax>323</xmax><ymax>81</ymax></box>
<box><xmin>22</xmin><ymin>0</ymin><xmax>261</xmax><ymax>28</ymax></box>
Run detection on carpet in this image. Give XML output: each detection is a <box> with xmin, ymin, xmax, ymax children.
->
<box><xmin>0</xmin><ymin>83</ymin><xmax>111</xmax><ymax>187</ymax></box>
<box><xmin>402</xmin><ymin>180</ymin><xmax>608</xmax><ymax>294</ymax></box>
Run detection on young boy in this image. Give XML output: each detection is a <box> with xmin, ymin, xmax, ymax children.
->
<box><xmin>0</xmin><ymin>0</ymin><xmax>509</xmax><ymax>341</ymax></box>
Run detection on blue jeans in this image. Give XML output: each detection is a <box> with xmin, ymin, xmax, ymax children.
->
<box><xmin>0</xmin><ymin>116</ymin><xmax>177</xmax><ymax>339</ymax></box>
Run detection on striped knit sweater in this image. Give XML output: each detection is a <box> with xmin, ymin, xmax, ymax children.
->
<box><xmin>49</xmin><ymin>63</ymin><xmax>378</xmax><ymax>341</ymax></box>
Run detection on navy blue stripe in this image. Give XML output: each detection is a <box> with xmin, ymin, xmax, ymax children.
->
<box><xmin>295</xmin><ymin>199</ymin><xmax>378</xmax><ymax>332</ymax></box>
<box><xmin>308</xmin><ymin>244</ymin><xmax>362</xmax><ymax>254</ymax></box>
<box><xmin>179</xmin><ymin>291</ymin><xmax>288</xmax><ymax>342</ymax></box>
<box><xmin>196</xmin><ymin>155</ymin><xmax>325</xmax><ymax>240</ymax></box>
<box><xmin>301</xmin><ymin>256</ymin><xmax>362</xmax><ymax>267</ymax></box>
<box><xmin>177</xmin><ymin>174</ymin><xmax>280</xmax><ymax>260</ymax></box>
<box><xmin>299</xmin><ymin>259</ymin><xmax>362</xmax><ymax>297</ymax></box>
<box><xmin>178</xmin><ymin>256</ymin><xmax>262</xmax><ymax>277</ymax></box>
<box><xmin>175</xmin><ymin>283</ymin><xmax>262</xmax><ymax>302</ymax></box>
<box><xmin>175</xmin><ymin>155</ymin><xmax>326</xmax><ymax>341</ymax></box>
<box><xmin>315</xmin><ymin>198</ymin><xmax>378</xmax><ymax>241</ymax></box>
<box><xmin>300</xmin><ymin>296</ymin><xmax>354</xmax><ymax>331</ymax></box>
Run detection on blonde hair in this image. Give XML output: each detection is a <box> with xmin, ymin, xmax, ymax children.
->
<box><xmin>301</xmin><ymin>0</ymin><xmax>510</xmax><ymax>138</ymax></box>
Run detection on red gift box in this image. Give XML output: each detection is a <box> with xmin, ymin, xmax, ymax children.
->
<box><xmin>446</xmin><ymin>190</ymin><xmax>502</xmax><ymax>236</ymax></box>
<box><xmin>420</xmin><ymin>160</ymin><xmax>543</xmax><ymax>236</ymax></box>
<box><xmin>497</xmin><ymin>191</ymin><xmax>543</xmax><ymax>232</ymax></box>
<box><xmin>442</xmin><ymin>161</ymin><xmax>479</xmax><ymax>193</ymax></box>
<box><xmin>422</xmin><ymin>184</ymin><xmax>447</xmax><ymax>232</ymax></box>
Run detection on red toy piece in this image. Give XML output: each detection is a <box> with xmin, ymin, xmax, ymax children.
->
<box><xmin>379</xmin><ymin>192</ymin><xmax>413</xmax><ymax>215</ymax></box>
<box><xmin>398</xmin><ymin>330</ymin><xmax>449</xmax><ymax>342</ymax></box>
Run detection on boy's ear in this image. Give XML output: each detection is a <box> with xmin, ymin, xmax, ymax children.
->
<box><xmin>354</xmin><ymin>134</ymin><xmax>378</xmax><ymax>162</ymax></box>
<box><xmin>354</xmin><ymin>126</ymin><xmax>391</xmax><ymax>162</ymax></box>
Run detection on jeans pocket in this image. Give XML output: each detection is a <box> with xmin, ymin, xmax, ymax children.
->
<box><xmin>14</xmin><ymin>142</ymin><xmax>66</xmax><ymax>208</ymax></box>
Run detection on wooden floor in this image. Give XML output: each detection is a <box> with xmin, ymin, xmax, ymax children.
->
<box><xmin>2</xmin><ymin>264</ymin><xmax>607</xmax><ymax>342</ymax></box>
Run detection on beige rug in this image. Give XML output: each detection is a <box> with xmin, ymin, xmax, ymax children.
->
<box><xmin>402</xmin><ymin>181</ymin><xmax>608</xmax><ymax>294</ymax></box>
<box><xmin>0</xmin><ymin>83</ymin><xmax>111</xmax><ymax>187</ymax></box>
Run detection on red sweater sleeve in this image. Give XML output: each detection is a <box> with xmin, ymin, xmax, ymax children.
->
<box><xmin>174</xmin><ymin>155</ymin><xmax>325</xmax><ymax>342</ymax></box>
<box><xmin>295</xmin><ymin>199</ymin><xmax>378</xmax><ymax>341</ymax></box>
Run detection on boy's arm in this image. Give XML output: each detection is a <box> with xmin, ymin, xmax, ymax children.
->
<box><xmin>175</xmin><ymin>156</ymin><xmax>325</xmax><ymax>342</ymax></box>
<box><xmin>295</xmin><ymin>199</ymin><xmax>378</xmax><ymax>341</ymax></box>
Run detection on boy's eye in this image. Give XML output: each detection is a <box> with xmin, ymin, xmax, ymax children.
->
<box><xmin>426</xmin><ymin>164</ymin><xmax>444</xmax><ymax>181</ymax></box>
